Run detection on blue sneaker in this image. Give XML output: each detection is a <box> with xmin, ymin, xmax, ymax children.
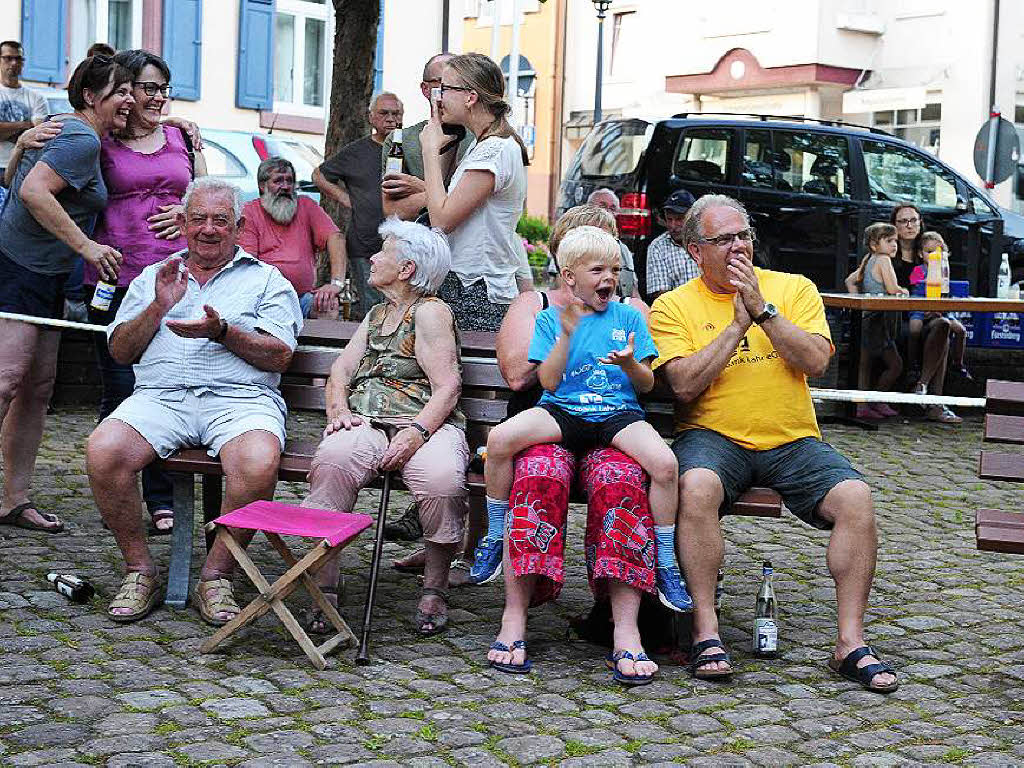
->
<box><xmin>656</xmin><ymin>564</ymin><xmax>694</xmax><ymax>613</ymax></box>
<box><xmin>469</xmin><ymin>537</ymin><xmax>503</xmax><ymax>584</ymax></box>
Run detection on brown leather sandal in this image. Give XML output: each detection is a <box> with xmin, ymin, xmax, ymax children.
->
<box><xmin>107</xmin><ymin>572</ymin><xmax>163</xmax><ymax>623</ymax></box>
<box><xmin>194</xmin><ymin>578</ymin><xmax>240</xmax><ymax>626</ymax></box>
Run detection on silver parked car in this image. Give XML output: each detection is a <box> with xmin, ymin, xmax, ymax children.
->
<box><xmin>201</xmin><ymin>128</ymin><xmax>323</xmax><ymax>202</ymax></box>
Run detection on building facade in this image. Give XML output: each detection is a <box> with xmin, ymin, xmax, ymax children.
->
<box><xmin>3</xmin><ymin>0</ymin><xmax>462</xmax><ymax>150</ymax></box>
<box><xmin>561</xmin><ymin>0</ymin><xmax>1024</xmax><ymax>208</ymax></box>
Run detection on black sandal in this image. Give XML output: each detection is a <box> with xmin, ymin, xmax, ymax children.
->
<box><xmin>690</xmin><ymin>638</ymin><xmax>733</xmax><ymax>680</ymax></box>
<box><xmin>305</xmin><ymin>587</ymin><xmax>338</xmax><ymax>636</ymax></box>
<box><xmin>828</xmin><ymin>645</ymin><xmax>898</xmax><ymax>693</ymax></box>
<box><xmin>0</xmin><ymin>502</ymin><xmax>64</xmax><ymax>533</ymax></box>
<box><xmin>415</xmin><ymin>587</ymin><xmax>449</xmax><ymax>636</ymax></box>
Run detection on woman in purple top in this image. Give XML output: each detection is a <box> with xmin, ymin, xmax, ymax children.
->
<box><xmin>89</xmin><ymin>50</ymin><xmax>207</xmax><ymax>533</ymax></box>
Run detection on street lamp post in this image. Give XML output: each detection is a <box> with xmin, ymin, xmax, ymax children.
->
<box><xmin>592</xmin><ymin>0</ymin><xmax>611</xmax><ymax>125</ymax></box>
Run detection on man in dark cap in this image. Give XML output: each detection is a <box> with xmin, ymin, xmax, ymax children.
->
<box><xmin>645</xmin><ymin>189</ymin><xmax>697</xmax><ymax>302</ymax></box>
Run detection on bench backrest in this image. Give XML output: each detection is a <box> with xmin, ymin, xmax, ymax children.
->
<box><xmin>292</xmin><ymin>324</ymin><xmax>678</xmax><ymax>440</ymax></box>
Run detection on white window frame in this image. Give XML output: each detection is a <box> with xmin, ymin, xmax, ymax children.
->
<box><xmin>69</xmin><ymin>0</ymin><xmax>143</xmax><ymax>65</ymax></box>
<box><xmin>273</xmin><ymin>0</ymin><xmax>333</xmax><ymax>118</ymax></box>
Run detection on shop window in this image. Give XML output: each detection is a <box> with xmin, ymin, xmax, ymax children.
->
<box><xmin>871</xmin><ymin>102</ymin><xmax>942</xmax><ymax>156</ymax></box>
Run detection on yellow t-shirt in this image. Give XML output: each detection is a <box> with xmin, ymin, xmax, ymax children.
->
<box><xmin>649</xmin><ymin>269</ymin><xmax>833</xmax><ymax>450</ymax></box>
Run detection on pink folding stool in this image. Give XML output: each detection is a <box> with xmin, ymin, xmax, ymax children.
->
<box><xmin>199</xmin><ymin>500</ymin><xmax>372</xmax><ymax>669</ymax></box>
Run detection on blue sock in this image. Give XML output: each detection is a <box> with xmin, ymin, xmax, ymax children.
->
<box><xmin>654</xmin><ymin>525</ymin><xmax>679</xmax><ymax>570</ymax></box>
<box><xmin>485</xmin><ymin>496</ymin><xmax>509</xmax><ymax>541</ymax></box>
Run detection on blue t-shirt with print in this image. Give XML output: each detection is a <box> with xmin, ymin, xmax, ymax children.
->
<box><xmin>528</xmin><ymin>300</ymin><xmax>657</xmax><ymax>421</ymax></box>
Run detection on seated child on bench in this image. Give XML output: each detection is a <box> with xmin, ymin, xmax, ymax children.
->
<box><xmin>473</xmin><ymin>225</ymin><xmax>692</xmax><ymax>611</ymax></box>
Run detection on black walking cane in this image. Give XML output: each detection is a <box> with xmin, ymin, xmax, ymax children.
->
<box><xmin>356</xmin><ymin>420</ymin><xmax>400</xmax><ymax>665</ymax></box>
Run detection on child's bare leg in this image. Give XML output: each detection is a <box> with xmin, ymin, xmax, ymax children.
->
<box><xmin>906</xmin><ymin>317</ymin><xmax>924</xmax><ymax>374</ymax></box>
<box><xmin>949</xmin><ymin>319</ymin><xmax>967</xmax><ymax>369</ymax></box>
<box><xmin>610</xmin><ymin>420</ymin><xmax>678</xmax><ymax>525</ymax></box>
<box><xmin>876</xmin><ymin>346</ymin><xmax>903</xmax><ymax>392</ymax></box>
<box><xmin>610</xmin><ymin>420</ymin><xmax>692</xmax><ymax>612</ymax></box>
<box><xmin>484</xmin><ymin>407</ymin><xmax>562</xmax><ymax>500</ymax></box>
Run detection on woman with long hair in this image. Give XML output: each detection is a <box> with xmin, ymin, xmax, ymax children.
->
<box><xmin>890</xmin><ymin>204</ymin><xmax>960</xmax><ymax>422</ymax></box>
<box><xmin>0</xmin><ymin>56</ymin><xmax>131</xmax><ymax>534</ymax></box>
<box><xmin>420</xmin><ymin>52</ymin><xmax>530</xmax><ymax>332</ymax></box>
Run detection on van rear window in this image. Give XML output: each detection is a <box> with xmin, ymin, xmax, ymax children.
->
<box><xmin>579</xmin><ymin>120</ymin><xmax>652</xmax><ymax>178</ymax></box>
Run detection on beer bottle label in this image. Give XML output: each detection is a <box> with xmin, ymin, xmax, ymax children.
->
<box><xmin>754</xmin><ymin>618</ymin><xmax>778</xmax><ymax>652</ymax></box>
<box><xmin>386</xmin><ymin>156</ymin><xmax>403</xmax><ymax>175</ymax></box>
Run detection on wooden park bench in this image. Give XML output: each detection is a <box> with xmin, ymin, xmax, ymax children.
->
<box><xmin>976</xmin><ymin>379</ymin><xmax>1024</xmax><ymax>554</ymax></box>
<box><xmin>160</xmin><ymin>319</ymin><xmax>783</xmax><ymax>608</ymax></box>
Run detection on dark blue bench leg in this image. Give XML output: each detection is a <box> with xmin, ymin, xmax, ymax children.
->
<box><xmin>166</xmin><ymin>473</ymin><xmax>195</xmax><ymax>608</ymax></box>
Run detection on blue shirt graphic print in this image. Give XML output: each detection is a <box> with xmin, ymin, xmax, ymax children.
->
<box><xmin>528</xmin><ymin>300</ymin><xmax>657</xmax><ymax>421</ymax></box>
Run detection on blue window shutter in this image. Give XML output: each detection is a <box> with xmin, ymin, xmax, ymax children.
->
<box><xmin>21</xmin><ymin>0</ymin><xmax>67</xmax><ymax>84</ymax></box>
<box><xmin>373</xmin><ymin>0</ymin><xmax>385</xmax><ymax>92</ymax></box>
<box><xmin>236</xmin><ymin>0</ymin><xmax>275</xmax><ymax>110</ymax></box>
<box><xmin>163</xmin><ymin>0</ymin><xmax>203</xmax><ymax>101</ymax></box>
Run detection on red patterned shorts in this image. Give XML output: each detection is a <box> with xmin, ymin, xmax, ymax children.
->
<box><xmin>505</xmin><ymin>443</ymin><xmax>655</xmax><ymax>606</ymax></box>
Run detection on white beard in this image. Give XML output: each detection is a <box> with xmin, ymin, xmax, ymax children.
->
<box><xmin>261</xmin><ymin>191</ymin><xmax>298</xmax><ymax>224</ymax></box>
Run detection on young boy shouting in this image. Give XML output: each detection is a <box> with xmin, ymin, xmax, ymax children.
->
<box><xmin>476</xmin><ymin>226</ymin><xmax>692</xmax><ymax>612</ymax></box>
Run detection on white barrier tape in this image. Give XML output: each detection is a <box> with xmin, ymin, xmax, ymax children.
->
<box><xmin>0</xmin><ymin>311</ymin><xmax>987</xmax><ymax>409</ymax></box>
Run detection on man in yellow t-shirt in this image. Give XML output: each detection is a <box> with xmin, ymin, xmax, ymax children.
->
<box><xmin>649</xmin><ymin>194</ymin><xmax>897</xmax><ymax>694</ymax></box>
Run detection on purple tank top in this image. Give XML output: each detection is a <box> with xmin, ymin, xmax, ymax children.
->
<box><xmin>88</xmin><ymin>126</ymin><xmax>192</xmax><ymax>286</ymax></box>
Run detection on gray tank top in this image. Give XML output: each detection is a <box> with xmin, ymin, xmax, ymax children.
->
<box><xmin>861</xmin><ymin>255</ymin><xmax>887</xmax><ymax>295</ymax></box>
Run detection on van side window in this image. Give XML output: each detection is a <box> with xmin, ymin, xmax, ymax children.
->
<box><xmin>862</xmin><ymin>140</ymin><xmax>958</xmax><ymax>208</ymax></box>
<box><xmin>742</xmin><ymin>129</ymin><xmax>785</xmax><ymax>190</ymax></box>
<box><xmin>773</xmin><ymin>131</ymin><xmax>850</xmax><ymax>198</ymax></box>
<box><xmin>674</xmin><ymin>129</ymin><xmax>731</xmax><ymax>183</ymax></box>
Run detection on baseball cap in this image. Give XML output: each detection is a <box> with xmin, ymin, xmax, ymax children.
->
<box><xmin>662</xmin><ymin>189</ymin><xmax>696</xmax><ymax>213</ymax></box>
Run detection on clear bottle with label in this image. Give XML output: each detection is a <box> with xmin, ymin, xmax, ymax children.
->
<box><xmin>752</xmin><ymin>560</ymin><xmax>779</xmax><ymax>657</ymax></box>
<box><xmin>997</xmin><ymin>253</ymin><xmax>1012</xmax><ymax>299</ymax></box>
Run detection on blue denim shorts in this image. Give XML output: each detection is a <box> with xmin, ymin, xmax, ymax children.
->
<box><xmin>671</xmin><ymin>429</ymin><xmax>863</xmax><ymax>529</ymax></box>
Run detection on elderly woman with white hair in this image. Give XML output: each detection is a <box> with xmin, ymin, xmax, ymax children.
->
<box><xmin>303</xmin><ymin>217</ymin><xmax>467</xmax><ymax>636</ymax></box>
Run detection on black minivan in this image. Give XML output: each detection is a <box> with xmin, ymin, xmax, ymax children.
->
<box><xmin>558</xmin><ymin>114</ymin><xmax>1024</xmax><ymax>297</ymax></box>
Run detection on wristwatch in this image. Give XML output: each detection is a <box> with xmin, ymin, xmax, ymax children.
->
<box><xmin>330</xmin><ymin>278</ymin><xmax>345</xmax><ymax>289</ymax></box>
<box><xmin>409</xmin><ymin>422</ymin><xmax>431</xmax><ymax>442</ymax></box>
<box><xmin>213</xmin><ymin>319</ymin><xmax>229</xmax><ymax>342</ymax></box>
<box><xmin>754</xmin><ymin>303</ymin><xmax>778</xmax><ymax>325</ymax></box>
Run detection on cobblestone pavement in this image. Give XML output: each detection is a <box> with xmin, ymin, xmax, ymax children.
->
<box><xmin>2</xmin><ymin>407</ymin><xmax>1023</xmax><ymax>767</ymax></box>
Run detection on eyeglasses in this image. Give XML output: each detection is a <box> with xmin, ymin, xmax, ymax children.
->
<box><xmin>895</xmin><ymin>217</ymin><xmax>920</xmax><ymax>226</ymax></box>
<box><xmin>439</xmin><ymin>83</ymin><xmax>472</xmax><ymax>96</ymax></box>
<box><xmin>698</xmin><ymin>229</ymin><xmax>756</xmax><ymax>247</ymax></box>
<box><xmin>133</xmin><ymin>81</ymin><xmax>172</xmax><ymax>97</ymax></box>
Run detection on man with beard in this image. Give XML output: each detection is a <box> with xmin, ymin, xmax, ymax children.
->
<box><xmin>240</xmin><ymin>158</ymin><xmax>346</xmax><ymax>319</ymax></box>
<box><xmin>314</xmin><ymin>92</ymin><xmax>403</xmax><ymax>319</ymax></box>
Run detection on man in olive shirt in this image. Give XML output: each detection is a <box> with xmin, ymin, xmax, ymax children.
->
<box><xmin>380</xmin><ymin>53</ymin><xmax>473</xmax><ymax>222</ymax></box>
<box><xmin>313</xmin><ymin>92</ymin><xmax>403</xmax><ymax>319</ymax></box>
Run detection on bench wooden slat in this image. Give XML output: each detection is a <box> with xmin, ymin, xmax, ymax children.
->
<box><xmin>983</xmin><ymin>414</ymin><xmax>1024</xmax><ymax>444</ymax></box>
<box><xmin>978</xmin><ymin>450</ymin><xmax>1024</xmax><ymax>482</ymax></box>
<box><xmin>976</xmin><ymin>508</ymin><xmax>1024</xmax><ymax>529</ymax></box>
<box><xmin>977</xmin><ymin>524</ymin><xmax>1024</xmax><ymax>554</ymax></box>
<box><xmin>985</xmin><ymin>379</ymin><xmax>1024</xmax><ymax>416</ymax></box>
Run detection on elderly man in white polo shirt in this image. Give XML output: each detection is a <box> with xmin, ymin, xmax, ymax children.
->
<box><xmin>86</xmin><ymin>177</ymin><xmax>303</xmax><ymax>626</ymax></box>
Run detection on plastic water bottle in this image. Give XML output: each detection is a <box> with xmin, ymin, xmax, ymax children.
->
<box><xmin>752</xmin><ymin>561</ymin><xmax>778</xmax><ymax>657</ymax></box>
<box><xmin>997</xmin><ymin>253</ymin><xmax>1012</xmax><ymax>299</ymax></box>
<box><xmin>941</xmin><ymin>249</ymin><xmax>950</xmax><ymax>296</ymax></box>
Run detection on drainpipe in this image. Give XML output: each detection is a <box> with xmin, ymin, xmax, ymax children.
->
<box><xmin>442</xmin><ymin>0</ymin><xmax>450</xmax><ymax>51</ymax></box>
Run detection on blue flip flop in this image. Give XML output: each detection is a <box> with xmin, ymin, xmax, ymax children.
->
<box><xmin>606</xmin><ymin>649</ymin><xmax>656</xmax><ymax>686</ymax></box>
<box><xmin>489</xmin><ymin>640</ymin><xmax>532</xmax><ymax>674</ymax></box>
